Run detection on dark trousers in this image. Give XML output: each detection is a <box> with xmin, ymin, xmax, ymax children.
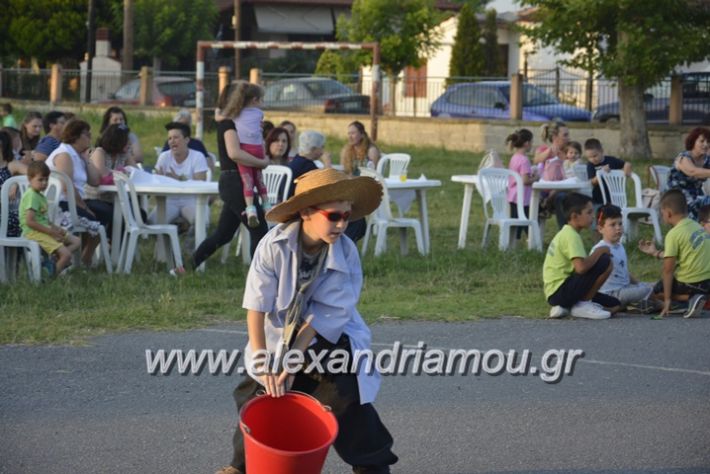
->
<box><xmin>230</xmin><ymin>335</ymin><xmax>398</xmax><ymax>473</ymax></box>
<box><xmin>193</xmin><ymin>172</ymin><xmax>268</xmax><ymax>267</ymax></box>
<box><xmin>547</xmin><ymin>253</ymin><xmax>620</xmax><ymax>309</ymax></box>
<box><xmin>509</xmin><ymin>202</ymin><xmax>530</xmax><ymax>239</ymax></box>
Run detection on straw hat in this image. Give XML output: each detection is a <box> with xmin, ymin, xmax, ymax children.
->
<box><xmin>266</xmin><ymin>168</ymin><xmax>382</xmax><ymax>223</ymax></box>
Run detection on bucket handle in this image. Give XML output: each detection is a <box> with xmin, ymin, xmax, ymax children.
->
<box><xmin>241</xmin><ymin>390</ymin><xmax>332</xmax><ymax>435</ymax></box>
<box><xmin>252</xmin><ymin>389</ymin><xmax>333</xmax><ymax>412</ymax></box>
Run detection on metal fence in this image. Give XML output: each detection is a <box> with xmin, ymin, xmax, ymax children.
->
<box><xmin>1</xmin><ymin>67</ymin><xmax>707</xmax><ymax>124</ymax></box>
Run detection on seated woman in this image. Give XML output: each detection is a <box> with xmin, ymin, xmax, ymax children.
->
<box><xmin>279</xmin><ymin>120</ymin><xmax>298</xmax><ymax>159</ymax></box>
<box><xmin>99</xmin><ymin>107</ymin><xmax>144</xmax><ymax>164</ymax></box>
<box><xmin>86</xmin><ymin>124</ymin><xmax>136</xmax><ymax>205</ymax></box>
<box><xmin>340</xmin><ymin>120</ymin><xmax>380</xmax><ymax>176</ymax></box>
<box><xmin>264</xmin><ymin>127</ymin><xmax>291</xmax><ymax>166</ymax></box>
<box><xmin>149</xmin><ymin>122</ymin><xmax>208</xmax><ymax>226</ymax></box>
<box><xmin>285</xmin><ymin>130</ymin><xmax>332</xmax><ymax>198</ymax></box>
<box><xmin>0</xmin><ymin>130</ymin><xmax>27</xmax><ymax>237</ymax></box>
<box><xmin>46</xmin><ymin>119</ymin><xmax>106</xmax><ymax>266</ymax></box>
<box><xmin>161</xmin><ymin>109</ymin><xmax>214</xmax><ymax>173</ymax></box>
<box><xmin>20</xmin><ymin>111</ymin><xmax>42</xmax><ymax>160</ymax></box>
<box><xmin>667</xmin><ymin>126</ymin><xmax>710</xmax><ymax>221</ymax></box>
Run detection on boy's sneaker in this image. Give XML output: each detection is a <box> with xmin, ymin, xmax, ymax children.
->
<box><xmin>58</xmin><ymin>265</ymin><xmax>74</xmax><ymax>278</ymax></box>
<box><xmin>548</xmin><ymin>305</ymin><xmax>569</xmax><ymax>318</ymax></box>
<box><xmin>570</xmin><ymin>301</ymin><xmax>611</xmax><ymax>320</ymax></box>
<box><xmin>214</xmin><ymin>466</ymin><xmax>242</xmax><ymax>474</ymax></box>
<box><xmin>246</xmin><ymin>205</ymin><xmax>259</xmax><ymax>228</ymax></box>
<box><xmin>683</xmin><ymin>294</ymin><xmax>707</xmax><ymax>319</ymax></box>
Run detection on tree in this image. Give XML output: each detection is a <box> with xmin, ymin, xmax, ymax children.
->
<box><xmin>8</xmin><ymin>0</ymin><xmax>87</xmax><ymax>65</ymax></box>
<box><xmin>340</xmin><ymin>0</ymin><xmax>444</xmax><ymax>114</ymax></box>
<box><xmin>449</xmin><ymin>3</ymin><xmax>484</xmax><ymax>82</ymax></box>
<box><xmin>133</xmin><ymin>0</ymin><xmax>217</xmax><ymax>71</ymax></box>
<box><xmin>3</xmin><ymin>0</ymin><xmax>123</xmax><ymax>66</ymax></box>
<box><xmin>482</xmin><ymin>9</ymin><xmax>503</xmax><ymax>77</ymax></box>
<box><xmin>519</xmin><ymin>0</ymin><xmax>710</xmax><ymax>159</ymax></box>
<box><xmin>315</xmin><ymin>15</ymin><xmax>367</xmax><ymax>82</ymax></box>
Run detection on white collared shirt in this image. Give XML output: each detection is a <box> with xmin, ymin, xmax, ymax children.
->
<box><xmin>242</xmin><ymin>220</ymin><xmax>380</xmax><ymax>404</ymax></box>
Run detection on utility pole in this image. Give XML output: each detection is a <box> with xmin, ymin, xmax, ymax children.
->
<box><xmin>122</xmin><ymin>0</ymin><xmax>134</xmax><ymax>74</ymax></box>
<box><xmin>233</xmin><ymin>0</ymin><xmax>241</xmax><ymax>79</ymax></box>
<box><xmin>85</xmin><ymin>0</ymin><xmax>96</xmax><ymax>103</ymax></box>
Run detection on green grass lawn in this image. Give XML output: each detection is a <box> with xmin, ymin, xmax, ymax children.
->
<box><xmin>0</xmin><ymin>111</ymin><xmax>670</xmax><ymax>343</ymax></box>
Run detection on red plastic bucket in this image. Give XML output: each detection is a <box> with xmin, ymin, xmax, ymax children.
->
<box><xmin>239</xmin><ymin>391</ymin><xmax>339</xmax><ymax>474</ymax></box>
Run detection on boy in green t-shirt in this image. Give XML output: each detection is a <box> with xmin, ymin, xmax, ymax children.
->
<box><xmin>20</xmin><ymin>161</ymin><xmax>80</xmax><ymax>275</ymax></box>
<box><xmin>543</xmin><ymin>192</ymin><xmax>621</xmax><ymax>319</ymax></box>
<box><xmin>649</xmin><ymin>190</ymin><xmax>710</xmax><ymax>318</ymax></box>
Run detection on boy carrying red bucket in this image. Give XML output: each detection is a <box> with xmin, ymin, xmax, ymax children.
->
<box><xmin>216</xmin><ymin>169</ymin><xmax>398</xmax><ymax>474</ymax></box>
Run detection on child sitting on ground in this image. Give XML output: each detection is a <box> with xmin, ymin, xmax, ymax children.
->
<box><xmin>543</xmin><ymin>192</ymin><xmax>621</xmax><ymax>319</ymax></box>
<box><xmin>506</xmin><ymin>128</ymin><xmax>539</xmax><ymax>240</ymax></box>
<box><xmin>215</xmin><ymin>168</ymin><xmax>398</xmax><ymax>474</ymax></box>
<box><xmin>639</xmin><ymin>191</ymin><xmax>710</xmax><ymax>318</ymax></box>
<box><xmin>590</xmin><ymin>205</ymin><xmax>653</xmax><ymax>309</ymax></box>
<box><xmin>20</xmin><ymin>161</ymin><xmax>80</xmax><ymax>276</ymax></box>
<box><xmin>562</xmin><ymin>141</ymin><xmax>583</xmax><ymax>179</ymax></box>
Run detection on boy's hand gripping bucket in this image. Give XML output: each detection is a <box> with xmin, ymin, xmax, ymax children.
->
<box><xmin>239</xmin><ymin>391</ymin><xmax>339</xmax><ymax>474</ymax></box>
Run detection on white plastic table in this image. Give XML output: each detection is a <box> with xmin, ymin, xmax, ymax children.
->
<box><xmin>384</xmin><ymin>177</ymin><xmax>442</xmax><ymax>254</ymax></box>
<box><xmin>451</xmin><ymin>175</ymin><xmax>591</xmax><ymax>250</ymax></box>
<box><xmin>99</xmin><ymin>181</ymin><xmax>219</xmax><ymax>271</ymax></box>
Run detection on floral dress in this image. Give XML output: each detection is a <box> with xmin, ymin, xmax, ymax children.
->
<box><xmin>667</xmin><ymin>151</ymin><xmax>710</xmax><ymax>220</ymax></box>
<box><xmin>0</xmin><ymin>166</ymin><xmax>21</xmax><ymax>237</ymax></box>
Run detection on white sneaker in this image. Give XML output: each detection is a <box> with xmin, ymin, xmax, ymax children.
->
<box><xmin>549</xmin><ymin>305</ymin><xmax>569</xmax><ymax>318</ymax></box>
<box><xmin>570</xmin><ymin>301</ymin><xmax>611</xmax><ymax>320</ymax></box>
<box><xmin>684</xmin><ymin>294</ymin><xmax>707</xmax><ymax>319</ymax></box>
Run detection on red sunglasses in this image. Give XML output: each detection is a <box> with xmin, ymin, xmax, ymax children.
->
<box><xmin>312</xmin><ymin>208</ymin><xmax>351</xmax><ymax>222</ymax></box>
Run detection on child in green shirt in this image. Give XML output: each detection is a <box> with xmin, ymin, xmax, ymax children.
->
<box><xmin>543</xmin><ymin>192</ymin><xmax>621</xmax><ymax>319</ymax></box>
<box><xmin>646</xmin><ymin>190</ymin><xmax>710</xmax><ymax>318</ymax></box>
<box><xmin>20</xmin><ymin>161</ymin><xmax>80</xmax><ymax>275</ymax></box>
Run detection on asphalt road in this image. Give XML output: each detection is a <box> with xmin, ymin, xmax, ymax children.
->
<box><xmin>1</xmin><ymin>317</ymin><xmax>709</xmax><ymax>474</ymax></box>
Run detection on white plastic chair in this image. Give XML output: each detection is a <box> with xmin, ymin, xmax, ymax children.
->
<box><xmin>478</xmin><ymin>168</ymin><xmax>540</xmax><ymax>250</ymax></box>
<box><xmin>649</xmin><ymin>165</ymin><xmax>670</xmax><ymax>193</ymax></box>
<box><xmin>262</xmin><ymin>165</ymin><xmax>292</xmax><ymax>208</ymax></box>
<box><xmin>0</xmin><ymin>175</ymin><xmax>42</xmax><ymax>283</ymax></box>
<box><xmin>598</xmin><ymin>170</ymin><xmax>663</xmax><ymax>244</ymax></box>
<box><xmin>359</xmin><ymin>168</ymin><xmax>425</xmax><ymax>257</ymax></box>
<box><xmin>48</xmin><ymin>171</ymin><xmax>113</xmax><ymax>273</ymax></box>
<box><xmin>377</xmin><ymin>153</ymin><xmax>411</xmax><ymax>179</ymax></box>
<box><xmin>114</xmin><ymin>173</ymin><xmax>184</xmax><ymax>273</ymax></box>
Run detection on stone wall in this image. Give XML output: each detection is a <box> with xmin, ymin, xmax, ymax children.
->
<box><xmin>8</xmin><ymin>100</ymin><xmax>690</xmax><ymax>159</ymax></box>
<box><xmin>270</xmin><ymin>113</ymin><xmax>689</xmax><ymax>160</ymax></box>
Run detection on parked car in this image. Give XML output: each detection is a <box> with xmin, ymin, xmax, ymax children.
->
<box><xmin>99</xmin><ymin>77</ymin><xmax>196</xmax><ymax>107</ymax></box>
<box><xmin>430</xmin><ymin>81</ymin><xmax>592</xmax><ymax>122</ymax></box>
<box><xmin>593</xmin><ymin>73</ymin><xmax>710</xmax><ymax>124</ymax></box>
<box><xmin>263</xmin><ymin>77</ymin><xmax>369</xmax><ymax>114</ymax></box>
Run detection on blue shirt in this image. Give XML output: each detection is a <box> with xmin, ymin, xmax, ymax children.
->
<box><xmin>242</xmin><ymin>220</ymin><xmax>380</xmax><ymax>404</ymax></box>
<box><xmin>34</xmin><ymin>136</ymin><xmax>61</xmax><ymax>157</ymax></box>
